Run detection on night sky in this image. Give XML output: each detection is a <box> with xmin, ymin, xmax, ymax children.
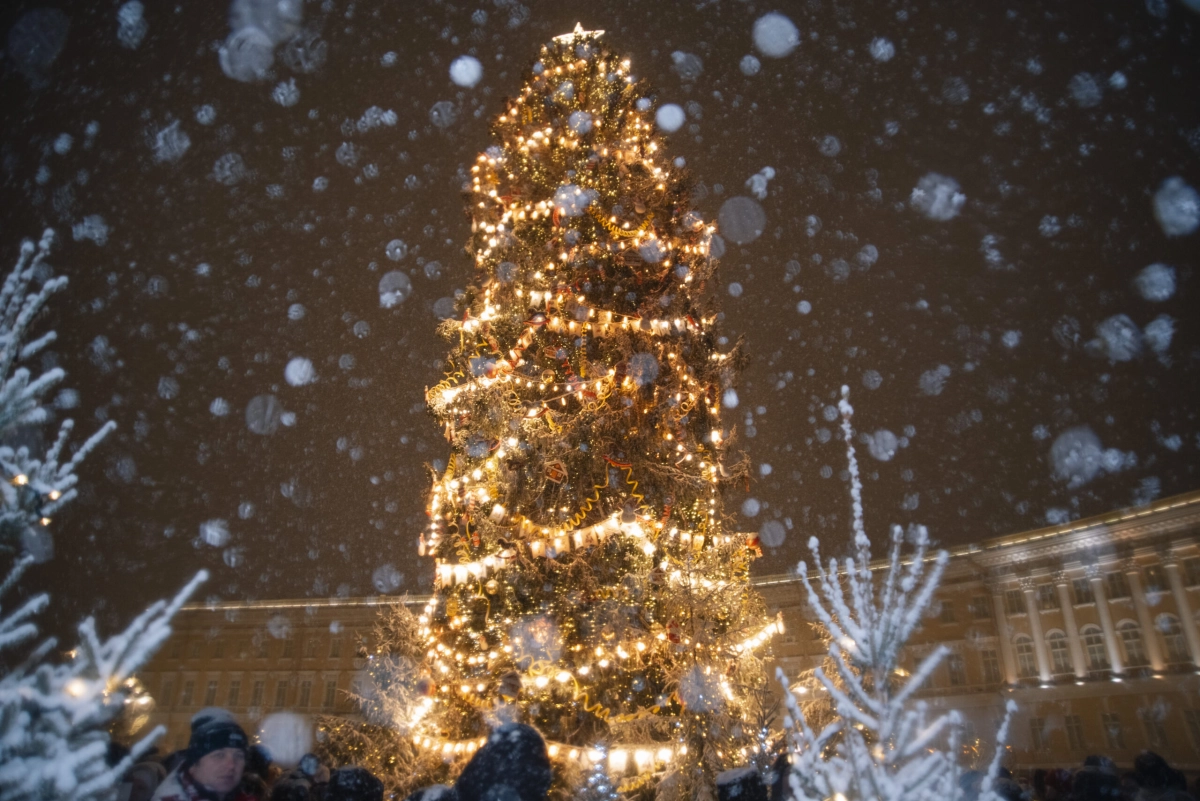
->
<box><xmin>2</xmin><ymin>0</ymin><xmax>1197</xmax><ymax>636</ymax></box>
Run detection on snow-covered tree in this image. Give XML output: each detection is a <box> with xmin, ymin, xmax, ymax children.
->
<box><xmin>777</xmin><ymin>386</ymin><xmax>1014</xmax><ymax>801</ymax></box>
<box><xmin>0</xmin><ymin>230</ymin><xmax>205</xmax><ymax>801</ymax></box>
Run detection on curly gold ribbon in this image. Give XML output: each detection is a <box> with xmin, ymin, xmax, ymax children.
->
<box><xmin>587</xmin><ymin>205</ymin><xmax>654</xmax><ymax>239</ymax></box>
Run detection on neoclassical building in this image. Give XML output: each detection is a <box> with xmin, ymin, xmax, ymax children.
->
<box><xmin>761</xmin><ymin>488</ymin><xmax>1200</xmax><ymax>772</ymax></box>
<box><xmin>138</xmin><ymin>490</ymin><xmax>1200</xmax><ymax>772</ymax></box>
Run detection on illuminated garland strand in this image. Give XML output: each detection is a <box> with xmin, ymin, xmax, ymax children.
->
<box><xmin>587</xmin><ymin>204</ymin><xmax>655</xmax><ymax>238</ymax></box>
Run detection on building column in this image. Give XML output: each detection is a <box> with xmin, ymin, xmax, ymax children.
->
<box><xmin>1088</xmin><ymin>566</ymin><xmax>1125</xmax><ymax>676</ymax></box>
<box><xmin>1164</xmin><ymin>560</ymin><xmax>1200</xmax><ymax>668</ymax></box>
<box><xmin>990</xmin><ymin>584</ymin><xmax>1019</xmax><ymax>685</ymax></box>
<box><xmin>1125</xmin><ymin>561</ymin><xmax>1165</xmax><ymax>671</ymax></box>
<box><xmin>1021</xmin><ymin>578</ymin><xmax>1053</xmax><ymax>683</ymax></box>
<box><xmin>1054</xmin><ymin>571</ymin><xmax>1088</xmax><ymax>679</ymax></box>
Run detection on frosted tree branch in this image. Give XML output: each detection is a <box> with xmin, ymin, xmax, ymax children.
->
<box><xmin>0</xmin><ymin>231</ymin><xmax>209</xmax><ymax>800</ymax></box>
<box><xmin>778</xmin><ymin>386</ymin><xmax>1014</xmax><ymax>801</ymax></box>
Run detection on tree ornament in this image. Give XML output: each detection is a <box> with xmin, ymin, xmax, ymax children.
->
<box><xmin>543</xmin><ymin>460</ymin><xmax>568</xmax><ymax>484</ymax></box>
<box><xmin>498</xmin><ymin>670</ymin><xmax>522</xmax><ymax>702</ymax></box>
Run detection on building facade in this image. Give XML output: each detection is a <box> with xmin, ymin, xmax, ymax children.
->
<box><xmin>138</xmin><ymin>490</ymin><xmax>1200</xmax><ymax>772</ymax></box>
<box><xmin>761</xmin><ymin>489</ymin><xmax>1200</xmax><ymax>772</ymax></box>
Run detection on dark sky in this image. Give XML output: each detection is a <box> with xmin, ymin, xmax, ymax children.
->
<box><xmin>1</xmin><ymin>0</ymin><xmax>1197</xmax><ymax>637</ymax></box>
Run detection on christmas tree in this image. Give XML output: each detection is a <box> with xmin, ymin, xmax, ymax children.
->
<box><xmin>0</xmin><ymin>230</ymin><xmax>205</xmax><ymax>800</ymax></box>
<box><xmin>777</xmin><ymin>387</ymin><xmax>1014</xmax><ymax>801</ymax></box>
<box><xmin>407</xmin><ymin>25</ymin><xmax>777</xmax><ymax>798</ymax></box>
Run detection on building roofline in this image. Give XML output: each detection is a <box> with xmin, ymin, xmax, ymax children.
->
<box><xmin>179</xmin><ymin>488</ymin><xmax>1200</xmax><ymax>613</ymax></box>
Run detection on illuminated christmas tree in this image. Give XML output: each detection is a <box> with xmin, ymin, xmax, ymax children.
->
<box><xmin>405</xmin><ymin>25</ymin><xmax>779</xmax><ymax>798</ymax></box>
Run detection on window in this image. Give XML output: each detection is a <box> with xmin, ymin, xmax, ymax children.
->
<box><xmin>324</xmin><ymin>681</ymin><xmax>338</xmax><ymax>710</ymax></box>
<box><xmin>1107</xmin><ymin>572</ymin><xmax>1131</xmax><ymax>599</ymax></box>
<box><xmin>1157</xmin><ymin>615</ymin><xmax>1189</xmax><ymax>663</ymax></box>
<box><xmin>1005</xmin><ymin>589</ymin><xmax>1025</xmax><ymax>616</ymax></box>
<box><xmin>1073</xmin><ymin>578</ymin><xmax>1094</xmax><ymax>605</ymax></box>
<box><xmin>213</xmin><ymin>641</ymin><xmax>225</xmax><ymax>659</ymax></box>
<box><xmin>1082</xmin><ymin>625</ymin><xmax>1109</xmax><ymax>671</ymax></box>
<box><xmin>161</xmin><ymin>680</ymin><xmax>174</xmax><ymax>706</ymax></box>
<box><xmin>1065</xmin><ymin>714</ymin><xmax>1086</xmax><ymax>750</ymax></box>
<box><xmin>970</xmin><ymin>596</ymin><xmax>991</xmax><ymax>620</ymax></box>
<box><xmin>1184</xmin><ymin>710</ymin><xmax>1200</xmax><ymax>750</ymax></box>
<box><xmin>255</xmin><ymin>638</ymin><xmax>268</xmax><ymax>659</ymax></box>
<box><xmin>329</xmin><ymin>638</ymin><xmax>342</xmax><ymax>659</ymax></box>
<box><xmin>981</xmin><ymin>650</ymin><xmax>1002</xmax><ymax>684</ymax></box>
<box><xmin>299</xmin><ymin>681</ymin><xmax>312</xmax><ymax>708</ymax></box>
<box><xmin>939</xmin><ymin>601</ymin><xmax>956</xmax><ymax>625</ymax></box>
<box><xmin>227</xmin><ymin>680</ymin><xmax>240</xmax><ymax>707</ymax></box>
<box><xmin>204</xmin><ymin>680</ymin><xmax>218</xmax><ymax>706</ymax></box>
<box><xmin>1184</xmin><ymin>557</ymin><xmax>1200</xmax><ymax>587</ymax></box>
<box><xmin>1102</xmin><ymin>712</ymin><xmax>1125</xmax><ymax>750</ymax></box>
<box><xmin>1037</xmin><ymin>584</ymin><xmax>1059</xmax><ymax>611</ymax></box>
<box><xmin>251</xmin><ymin>680</ymin><xmax>265</xmax><ymax>707</ymax></box>
<box><xmin>274</xmin><ymin>681</ymin><xmax>288</xmax><ymax>708</ymax></box>
<box><xmin>1118</xmin><ymin>621</ymin><xmax>1148</xmax><ymax>667</ymax></box>
<box><xmin>1048</xmin><ymin>632</ymin><xmax>1072</xmax><ymax>674</ymax></box>
<box><xmin>1140</xmin><ymin>710</ymin><xmax>1167</xmax><ymax>750</ymax></box>
<box><xmin>282</xmin><ymin>638</ymin><xmax>294</xmax><ymax>659</ymax></box>
<box><xmin>181</xmin><ymin>680</ymin><xmax>195</xmax><ymax>707</ymax></box>
<box><xmin>1143</xmin><ymin>565</ymin><xmax>1166</xmax><ymax>595</ymax></box>
<box><xmin>1029</xmin><ymin>717</ymin><xmax>1047</xmax><ymax>750</ymax></box>
<box><xmin>190</xmin><ymin>641</ymin><xmax>203</xmax><ymax>659</ymax></box>
<box><xmin>305</xmin><ymin>637</ymin><xmax>320</xmax><ymax>659</ymax></box>
<box><xmin>948</xmin><ymin>654</ymin><xmax>966</xmax><ymax>686</ymax></box>
<box><xmin>1015</xmin><ymin>636</ymin><xmax>1038</xmax><ymax>679</ymax></box>
<box><xmin>169</xmin><ymin>639</ymin><xmax>183</xmax><ymax>659</ymax></box>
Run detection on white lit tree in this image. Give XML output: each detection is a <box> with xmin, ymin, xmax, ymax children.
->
<box><xmin>777</xmin><ymin>386</ymin><xmax>1015</xmax><ymax>801</ymax></box>
<box><xmin>0</xmin><ymin>230</ymin><xmax>205</xmax><ymax>801</ymax></box>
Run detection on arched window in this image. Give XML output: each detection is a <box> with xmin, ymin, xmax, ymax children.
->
<box><xmin>1082</xmin><ymin>625</ymin><xmax>1109</xmax><ymax>671</ymax></box>
<box><xmin>1014</xmin><ymin>635</ymin><xmax>1038</xmax><ymax>679</ymax></box>
<box><xmin>1156</xmin><ymin>614</ymin><xmax>1189</xmax><ymax>663</ymax></box>
<box><xmin>1047</xmin><ymin>631</ymin><xmax>1072</xmax><ymax>674</ymax></box>
<box><xmin>1118</xmin><ymin>620</ymin><xmax>1148</xmax><ymax>667</ymax></box>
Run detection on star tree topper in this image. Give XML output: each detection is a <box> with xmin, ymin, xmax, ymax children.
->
<box><xmin>553</xmin><ymin>23</ymin><xmax>605</xmax><ymax>44</ymax></box>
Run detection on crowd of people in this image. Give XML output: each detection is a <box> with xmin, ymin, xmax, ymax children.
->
<box><xmin>116</xmin><ymin>707</ymin><xmax>1198</xmax><ymax>801</ymax></box>
<box><xmin>114</xmin><ymin>708</ymin><xmax>383</xmax><ymax>801</ymax></box>
<box><xmin>960</xmin><ymin>753</ymin><xmax>1197</xmax><ymax>801</ymax></box>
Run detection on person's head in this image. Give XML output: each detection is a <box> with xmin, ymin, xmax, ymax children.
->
<box><xmin>269</xmin><ymin>778</ymin><xmax>313</xmax><ymax>801</ymax></box>
<box><xmin>1134</xmin><ymin>751</ymin><xmax>1172</xmax><ymax>789</ymax></box>
<box><xmin>186</xmin><ymin>713</ymin><xmax>248</xmax><ymax>795</ymax></box>
<box><xmin>190</xmin><ymin>748</ymin><xmax>246</xmax><ymax>795</ymax></box>
<box><xmin>325</xmin><ymin>767</ymin><xmax>383</xmax><ymax>801</ymax></box>
<box><xmin>1073</xmin><ymin>766</ymin><xmax>1120</xmax><ymax>801</ymax></box>
<box><xmin>246</xmin><ymin>744</ymin><xmax>273</xmax><ymax>778</ymax></box>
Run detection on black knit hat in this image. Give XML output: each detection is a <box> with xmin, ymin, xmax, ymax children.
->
<box><xmin>187</xmin><ymin>716</ymin><xmax>249</xmax><ymax>763</ymax></box>
<box><xmin>326</xmin><ymin>767</ymin><xmax>383</xmax><ymax>801</ymax></box>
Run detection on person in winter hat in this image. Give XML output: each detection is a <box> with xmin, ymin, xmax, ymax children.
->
<box><xmin>152</xmin><ymin>708</ymin><xmax>255</xmax><ymax>801</ymax></box>
<box><xmin>325</xmin><ymin>767</ymin><xmax>383</xmax><ymax>801</ymax></box>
